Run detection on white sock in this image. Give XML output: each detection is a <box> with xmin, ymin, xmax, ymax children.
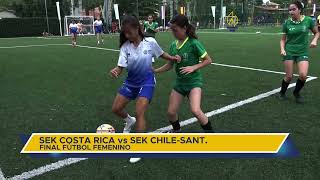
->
<box><xmin>124</xmin><ymin>114</ymin><xmax>132</xmax><ymax>122</ymax></box>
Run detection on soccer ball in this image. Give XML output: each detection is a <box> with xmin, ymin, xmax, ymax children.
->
<box><xmin>96</xmin><ymin>124</ymin><xmax>116</xmax><ymax>133</ymax></box>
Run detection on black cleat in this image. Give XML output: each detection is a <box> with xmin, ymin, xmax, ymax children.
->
<box><xmin>293</xmin><ymin>92</ymin><xmax>304</xmax><ymax>104</ymax></box>
<box><xmin>278</xmin><ymin>92</ymin><xmax>288</xmax><ymax>101</ymax></box>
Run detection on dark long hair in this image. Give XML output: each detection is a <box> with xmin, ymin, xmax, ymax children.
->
<box><xmin>170</xmin><ymin>14</ymin><xmax>197</xmax><ymax>39</ymax></box>
<box><xmin>292</xmin><ymin>1</ymin><xmax>304</xmax><ymax>11</ymax></box>
<box><xmin>119</xmin><ymin>15</ymin><xmax>145</xmax><ymax>48</ymax></box>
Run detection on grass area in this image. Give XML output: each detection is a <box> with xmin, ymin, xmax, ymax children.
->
<box><xmin>0</xmin><ymin>27</ymin><xmax>319</xmax><ymax>179</ymax></box>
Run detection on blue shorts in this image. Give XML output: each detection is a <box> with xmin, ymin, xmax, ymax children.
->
<box><xmin>70</xmin><ymin>29</ymin><xmax>78</xmax><ymax>35</ymax></box>
<box><xmin>118</xmin><ymin>84</ymin><xmax>154</xmax><ymax>102</ymax></box>
<box><xmin>95</xmin><ymin>26</ymin><xmax>103</xmax><ymax>33</ymax></box>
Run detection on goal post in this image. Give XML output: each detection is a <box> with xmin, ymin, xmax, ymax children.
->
<box><xmin>64</xmin><ymin>16</ymin><xmax>95</xmax><ymax>36</ymax></box>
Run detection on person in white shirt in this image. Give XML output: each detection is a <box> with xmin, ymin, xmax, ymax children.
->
<box><xmin>69</xmin><ymin>20</ymin><xmax>78</xmax><ymax>47</ymax></box>
<box><xmin>109</xmin><ymin>15</ymin><xmax>181</xmax><ymax>164</ymax></box>
<box><xmin>94</xmin><ymin>17</ymin><xmax>104</xmax><ymax>45</ymax></box>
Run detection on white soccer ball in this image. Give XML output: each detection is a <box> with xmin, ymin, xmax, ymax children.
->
<box><xmin>96</xmin><ymin>124</ymin><xmax>116</xmax><ymax>133</ymax></box>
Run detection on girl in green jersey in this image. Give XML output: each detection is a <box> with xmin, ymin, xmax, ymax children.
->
<box><xmin>154</xmin><ymin>15</ymin><xmax>214</xmax><ymax>132</ymax></box>
<box><xmin>279</xmin><ymin>1</ymin><xmax>319</xmax><ymax>103</ymax></box>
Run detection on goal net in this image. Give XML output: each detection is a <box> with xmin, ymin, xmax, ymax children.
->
<box><xmin>64</xmin><ymin>16</ymin><xmax>94</xmax><ymax>36</ymax></box>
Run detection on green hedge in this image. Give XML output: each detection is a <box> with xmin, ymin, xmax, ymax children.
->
<box><xmin>0</xmin><ymin>17</ymin><xmax>64</xmax><ymax>38</ymax></box>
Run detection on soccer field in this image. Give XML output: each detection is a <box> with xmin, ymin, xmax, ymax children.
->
<box><xmin>0</xmin><ymin>29</ymin><xmax>320</xmax><ymax>179</ymax></box>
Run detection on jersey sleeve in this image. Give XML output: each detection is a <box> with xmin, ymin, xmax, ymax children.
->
<box><xmin>193</xmin><ymin>40</ymin><xmax>207</xmax><ymax>59</ymax></box>
<box><xmin>309</xmin><ymin>17</ymin><xmax>315</xmax><ymax>30</ymax></box>
<box><xmin>117</xmin><ymin>46</ymin><xmax>128</xmax><ymax>68</ymax></box>
<box><xmin>150</xmin><ymin>38</ymin><xmax>164</xmax><ymax>58</ymax></box>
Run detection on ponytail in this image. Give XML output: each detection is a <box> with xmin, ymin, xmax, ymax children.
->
<box><xmin>186</xmin><ymin>24</ymin><xmax>197</xmax><ymax>39</ymax></box>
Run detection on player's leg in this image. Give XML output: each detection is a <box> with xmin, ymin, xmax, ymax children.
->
<box><xmin>71</xmin><ymin>33</ymin><xmax>74</xmax><ymax>45</ymax></box>
<box><xmin>112</xmin><ymin>87</ymin><xmax>136</xmax><ymax>133</ymax></box>
<box><xmin>135</xmin><ymin>86</ymin><xmax>155</xmax><ymax>132</ymax></box>
<box><xmin>101</xmin><ymin>32</ymin><xmax>104</xmax><ymax>44</ymax></box>
<box><xmin>188</xmin><ymin>88</ymin><xmax>213</xmax><ymax>132</ymax></box>
<box><xmin>135</xmin><ymin>97</ymin><xmax>150</xmax><ymax>132</ymax></box>
<box><xmin>129</xmin><ymin>86</ymin><xmax>153</xmax><ymax>164</ymax></box>
<box><xmin>294</xmin><ymin>60</ymin><xmax>309</xmax><ymax>103</ymax></box>
<box><xmin>74</xmin><ymin>33</ymin><xmax>77</xmax><ymax>46</ymax></box>
<box><xmin>167</xmin><ymin>89</ymin><xmax>184</xmax><ymax>132</ymax></box>
<box><xmin>97</xmin><ymin>33</ymin><xmax>100</xmax><ymax>45</ymax></box>
<box><xmin>279</xmin><ymin>59</ymin><xmax>294</xmax><ymax>99</ymax></box>
<box><xmin>111</xmin><ymin>93</ymin><xmax>130</xmax><ymax>118</ymax></box>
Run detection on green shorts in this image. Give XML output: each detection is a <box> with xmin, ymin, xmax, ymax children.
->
<box><xmin>283</xmin><ymin>55</ymin><xmax>309</xmax><ymax>62</ymax></box>
<box><xmin>173</xmin><ymin>83</ymin><xmax>202</xmax><ymax>97</ymax></box>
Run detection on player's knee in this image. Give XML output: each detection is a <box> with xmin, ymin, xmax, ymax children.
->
<box><xmin>135</xmin><ymin>109</ymin><xmax>146</xmax><ymax>118</ymax></box>
<box><xmin>111</xmin><ymin>105</ymin><xmax>121</xmax><ymax>115</ymax></box>
<box><xmin>167</xmin><ymin>110</ymin><xmax>176</xmax><ymax>118</ymax></box>
<box><xmin>285</xmin><ymin>75</ymin><xmax>293</xmax><ymax>82</ymax></box>
<box><xmin>299</xmin><ymin>73</ymin><xmax>307</xmax><ymax>81</ymax></box>
<box><xmin>190</xmin><ymin>107</ymin><xmax>202</xmax><ymax>116</ymax></box>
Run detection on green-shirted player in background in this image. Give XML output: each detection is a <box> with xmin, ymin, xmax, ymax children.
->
<box><xmin>279</xmin><ymin>1</ymin><xmax>319</xmax><ymax>103</ymax></box>
<box><xmin>144</xmin><ymin>15</ymin><xmax>159</xmax><ymax>38</ymax></box>
<box><xmin>154</xmin><ymin>15</ymin><xmax>213</xmax><ymax>132</ymax></box>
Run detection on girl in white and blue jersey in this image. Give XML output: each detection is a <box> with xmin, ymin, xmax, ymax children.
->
<box><xmin>69</xmin><ymin>20</ymin><xmax>78</xmax><ymax>47</ymax></box>
<box><xmin>94</xmin><ymin>17</ymin><xmax>104</xmax><ymax>45</ymax></box>
<box><xmin>110</xmin><ymin>15</ymin><xmax>180</xmax><ymax>135</ymax></box>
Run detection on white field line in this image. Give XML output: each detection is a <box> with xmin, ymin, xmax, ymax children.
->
<box><xmin>73</xmin><ymin>45</ymin><xmax>320</xmax><ymax>78</ymax></box>
<box><xmin>197</xmin><ymin>31</ymin><xmax>283</xmax><ymax>35</ymax></box>
<box><xmin>76</xmin><ymin>45</ymin><xmax>120</xmax><ymax>52</ymax></box>
<box><xmin>1</xmin><ymin>43</ymin><xmax>318</xmax><ymax>79</ymax></box>
<box><xmin>212</xmin><ymin>63</ymin><xmax>317</xmax><ymax>78</ymax></box>
<box><xmin>7</xmin><ymin>158</ymin><xmax>87</xmax><ymax>180</ymax></box>
<box><xmin>6</xmin><ymin>76</ymin><xmax>317</xmax><ymax>180</ymax></box>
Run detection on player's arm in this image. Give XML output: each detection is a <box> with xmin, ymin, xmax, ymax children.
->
<box><xmin>154</xmin><ymin>62</ymin><xmax>174</xmax><ymax>74</ymax></box>
<box><xmin>280</xmin><ymin>34</ymin><xmax>287</xmax><ymax>56</ymax></box>
<box><xmin>180</xmin><ymin>54</ymin><xmax>212</xmax><ymax>75</ymax></box>
<box><xmin>151</xmin><ymin>39</ymin><xmax>181</xmax><ymax>63</ymax></box>
<box><xmin>110</xmin><ymin>66</ymin><xmax>123</xmax><ymax>78</ymax></box>
<box><xmin>111</xmin><ymin>46</ymin><xmax>127</xmax><ymax>78</ymax></box>
<box><xmin>310</xmin><ymin>26</ymin><xmax>319</xmax><ymax>48</ymax></box>
<box><xmin>160</xmin><ymin>52</ymin><xmax>181</xmax><ymax>63</ymax></box>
